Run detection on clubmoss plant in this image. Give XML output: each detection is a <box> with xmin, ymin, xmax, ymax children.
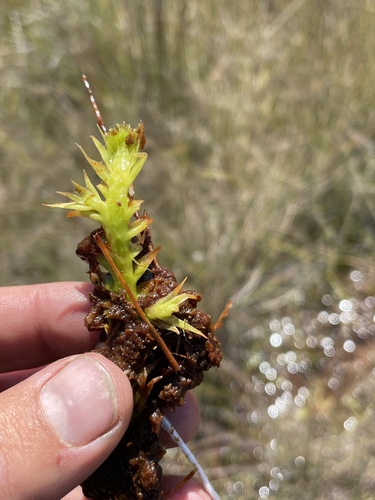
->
<box><xmin>46</xmin><ymin>76</ymin><xmax>224</xmax><ymax>499</ymax></box>
<box><xmin>48</xmin><ymin>121</ymin><xmax>200</xmax><ymax>335</ymax></box>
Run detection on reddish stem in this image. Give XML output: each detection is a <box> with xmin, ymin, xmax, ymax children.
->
<box><xmin>213</xmin><ymin>299</ymin><xmax>232</xmax><ymax>331</ymax></box>
<box><xmin>82</xmin><ymin>74</ymin><xmax>107</xmax><ymax>134</ymax></box>
<box><xmin>94</xmin><ymin>233</ymin><xmax>180</xmax><ymax>372</ymax></box>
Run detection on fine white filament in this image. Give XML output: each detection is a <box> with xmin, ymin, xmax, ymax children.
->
<box><xmin>161</xmin><ymin>416</ymin><xmax>221</xmax><ymax>500</ymax></box>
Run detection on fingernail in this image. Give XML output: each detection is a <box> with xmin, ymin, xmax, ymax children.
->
<box><xmin>40</xmin><ymin>357</ymin><xmax>118</xmax><ymax>446</ymax></box>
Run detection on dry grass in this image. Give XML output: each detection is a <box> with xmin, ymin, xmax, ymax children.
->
<box><xmin>2</xmin><ymin>1</ymin><xmax>375</xmax><ymax>498</ymax></box>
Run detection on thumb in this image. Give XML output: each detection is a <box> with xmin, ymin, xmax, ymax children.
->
<box><xmin>0</xmin><ymin>353</ymin><xmax>133</xmax><ymax>500</ymax></box>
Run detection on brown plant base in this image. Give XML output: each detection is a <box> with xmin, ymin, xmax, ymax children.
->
<box><xmin>78</xmin><ymin>228</ymin><xmax>222</xmax><ymax>499</ymax></box>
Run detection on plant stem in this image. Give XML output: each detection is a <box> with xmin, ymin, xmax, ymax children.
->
<box><xmin>94</xmin><ymin>233</ymin><xmax>181</xmax><ymax>372</ymax></box>
<box><xmin>161</xmin><ymin>416</ymin><xmax>220</xmax><ymax>500</ymax></box>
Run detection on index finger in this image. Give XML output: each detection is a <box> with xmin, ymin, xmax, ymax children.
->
<box><xmin>0</xmin><ymin>282</ymin><xmax>99</xmax><ymax>372</ymax></box>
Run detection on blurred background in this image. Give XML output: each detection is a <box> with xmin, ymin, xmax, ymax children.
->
<box><xmin>1</xmin><ymin>1</ymin><xmax>375</xmax><ymax>498</ymax></box>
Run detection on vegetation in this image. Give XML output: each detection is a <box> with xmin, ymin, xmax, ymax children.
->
<box><xmin>46</xmin><ymin>113</ymin><xmax>222</xmax><ymax>498</ymax></box>
<box><xmin>1</xmin><ymin>1</ymin><xmax>375</xmax><ymax>498</ymax></box>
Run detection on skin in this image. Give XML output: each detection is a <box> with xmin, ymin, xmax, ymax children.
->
<box><xmin>0</xmin><ymin>282</ymin><xmax>212</xmax><ymax>500</ymax></box>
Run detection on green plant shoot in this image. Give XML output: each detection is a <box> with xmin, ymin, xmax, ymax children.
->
<box><xmin>46</xmin><ymin>122</ymin><xmax>202</xmax><ymax>337</ymax></box>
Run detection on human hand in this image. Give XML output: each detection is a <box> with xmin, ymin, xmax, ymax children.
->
<box><xmin>0</xmin><ymin>282</ymin><xmax>212</xmax><ymax>500</ymax></box>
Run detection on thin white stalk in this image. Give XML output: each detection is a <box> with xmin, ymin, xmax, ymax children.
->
<box><xmin>161</xmin><ymin>416</ymin><xmax>220</xmax><ymax>500</ymax></box>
